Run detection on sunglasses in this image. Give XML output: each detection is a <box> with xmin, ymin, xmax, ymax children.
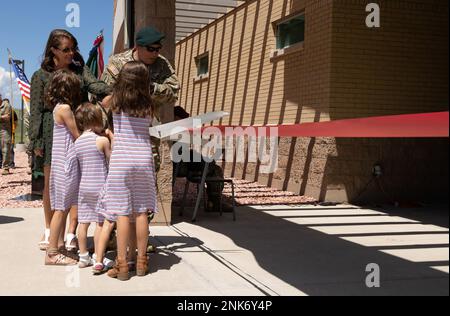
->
<box><xmin>56</xmin><ymin>47</ymin><xmax>77</xmax><ymax>54</ymax></box>
<box><xmin>145</xmin><ymin>46</ymin><xmax>162</xmax><ymax>53</ymax></box>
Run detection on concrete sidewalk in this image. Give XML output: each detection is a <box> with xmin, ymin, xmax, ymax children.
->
<box><xmin>0</xmin><ymin>204</ymin><xmax>448</xmax><ymax>296</ymax></box>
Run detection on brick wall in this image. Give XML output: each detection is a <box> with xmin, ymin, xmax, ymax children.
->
<box><xmin>175</xmin><ymin>0</ymin><xmax>449</xmax><ymax>203</ymax></box>
<box><xmin>323</xmin><ymin>0</ymin><xmax>449</xmax><ymax>202</ymax></box>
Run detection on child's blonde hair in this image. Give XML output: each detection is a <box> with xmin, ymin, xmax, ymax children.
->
<box><xmin>75</xmin><ymin>102</ymin><xmax>106</xmax><ymax>136</ymax></box>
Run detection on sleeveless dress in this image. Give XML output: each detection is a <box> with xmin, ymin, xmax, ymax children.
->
<box><xmin>74</xmin><ymin>132</ymin><xmax>108</xmax><ymax>224</ymax></box>
<box><xmin>49</xmin><ymin>104</ymin><xmax>80</xmax><ymax>211</ymax></box>
<box><xmin>98</xmin><ymin>113</ymin><xmax>157</xmax><ymax>221</ymax></box>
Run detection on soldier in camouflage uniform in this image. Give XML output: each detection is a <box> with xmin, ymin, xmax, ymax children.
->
<box><xmin>0</xmin><ymin>94</ymin><xmax>12</xmax><ymax>175</ymax></box>
<box><xmin>101</xmin><ymin>26</ymin><xmax>180</xmax><ymax>172</ymax></box>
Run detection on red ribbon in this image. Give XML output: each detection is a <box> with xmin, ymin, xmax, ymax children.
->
<box><xmin>204</xmin><ymin>111</ymin><xmax>449</xmax><ymax>138</ymax></box>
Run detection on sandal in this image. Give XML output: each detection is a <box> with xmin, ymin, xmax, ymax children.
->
<box><xmin>45</xmin><ymin>252</ymin><xmax>78</xmax><ymax>266</ymax></box>
<box><xmin>78</xmin><ymin>254</ymin><xmax>93</xmax><ymax>268</ymax></box>
<box><xmin>92</xmin><ymin>256</ymin><xmax>114</xmax><ymax>275</ymax></box>
<box><xmin>92</xmin><ymin>262</ymin><xmax>105</xmax><ymax>275</ymax></box>
<box><xmin>65</xmin><ymin>235</ymin><xmax>79</xmax><ymax>252</ymax></box>
<box><xmin>38</xmin><ymin>229</ymin><xmax>50</xmax><ymax>251</ymax></box>
<box><xmin>136</xmin><ymin>255</ymin><xmax>148</xmax><ymax>277</ymax></box>
<box><xmin>107</xmin><ymin>259</ymin><xmax>129</xmax><ymax>281</ymax></box>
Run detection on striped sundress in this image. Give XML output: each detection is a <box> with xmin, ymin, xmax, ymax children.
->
<box><xmin>49</xmin><ymin>104</ymin><xmax>80</xmax><ymax>211</ymax></box>
<box><xmin>98</xmin><ymin>113</ymin><xmax>157</xmax><ymax>220</ymax></box>
<box><xmin>74</xmin><ymin>132</ymin><xmax>108</xmax><ymax>224</ymax></box>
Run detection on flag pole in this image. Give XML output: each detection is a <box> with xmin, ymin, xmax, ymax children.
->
<box><xmin>20</xmin><ymin>60</ymin><xmax>25</xmax><ymax>144</ymax></box>
<box><xmin>7</xmin><ymin>49</ymin><xmax>14</xmax><ymax>110</ymax></box>
<box><xmin>7</xmin><ymin>49</ymin><xmax>16</xmax><ymax>150</ymax></box>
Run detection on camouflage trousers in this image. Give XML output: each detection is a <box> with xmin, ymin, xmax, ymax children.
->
<box><xmin>205</xmin><ymin>164</ymin><xmax>225</xmax><ymax>211</ymax></box>
<box><xmin>151</xmin><ymin>137</ymin><xmax>161</xmax><ymax>173</ymax></box>
<box><xmin>0</xmin><ymin>129</ymin><xmax>11</xmax><ymax>169</ymax></box>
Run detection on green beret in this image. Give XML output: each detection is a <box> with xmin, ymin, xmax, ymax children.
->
<box><xmin>136</xmin><ymin>26</ymin><xmax>165</xmax><ymax>46</ymax></box>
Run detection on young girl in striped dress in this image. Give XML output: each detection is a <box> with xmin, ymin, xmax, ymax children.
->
<box><xmin>100</xmin><ymin>61</ymin><xmax>157</xmax><ymax>281</ymax></box>
<box><xmin>73</xmin><ymin>103</ymin><xmax>113</xmax><ymax>268</ymax></box>
<box><xmin>45</xmin><ymin>70</ymin><xmax>81</xmax><ymax>266</ymax></box>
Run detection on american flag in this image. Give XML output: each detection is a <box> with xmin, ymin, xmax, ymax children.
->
<box><xmin>10</xmin><ymin>57</ymin><xmax>31</xmax><ymax>115</ymax></box>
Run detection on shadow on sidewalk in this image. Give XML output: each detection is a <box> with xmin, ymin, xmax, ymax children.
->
<box><xmin>172</xmin><ymin>204</ymin><xmax>449</xmax><ymax>296</ymax></box>
<box><xmin>84</xmin><ymin>235</ymin><xmax>196</xmax><ymax>274</ymax></box>
<box><xmin>0</xmin><ymin>215</ymin><xmax>24</xmax><ymax>225</ymax></box>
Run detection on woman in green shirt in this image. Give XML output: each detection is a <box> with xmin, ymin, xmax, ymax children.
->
<box><xmin>30</xmin><ymin>29</ymin><xmax>111</xmax><ymax>253</ymax></box>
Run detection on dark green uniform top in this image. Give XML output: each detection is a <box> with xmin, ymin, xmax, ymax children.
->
<box><xmin>29</xmin><ymin>66</ymin><xmax>111</xmax><ymax>166</ymax></box>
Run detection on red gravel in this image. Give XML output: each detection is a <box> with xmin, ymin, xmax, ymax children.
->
<box><xmin>173</xmin><ymin>178</ymin><xmax>317</xmax><ymax>206</ymax></box>
<box><xmin>2</xmin><ymin>153</ymin><xmax>317</xmax><ymax>209</ymax></box>
<box><xmin>0</xmin><ymin>152</ymin><xmax>42</xmax><ymax>209</ymax></box>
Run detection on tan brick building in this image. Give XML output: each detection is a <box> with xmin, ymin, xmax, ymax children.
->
<box><xmin>175</xmin><ymin>0</ymin><xmax>449</xmax><ymax>203</ymax></box>
<box><xmin>113</xmin><ymin>0</ymin><xmax>448</xmax><ymax>208</ymax></box>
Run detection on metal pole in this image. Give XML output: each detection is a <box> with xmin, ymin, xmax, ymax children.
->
<box><xmin>8</xmin><ymin>57</ymin><xmax>15</xmax><ymax>152</ymax></box>
<box><xmin>8</xmin><ymin>57</ymin><xmax>13</xmax><ymax>110</ymax></box>
<box><xmin>20</xmin><ymin>60</ymin><xmax>24</xmax><ymax>144</ymax></box>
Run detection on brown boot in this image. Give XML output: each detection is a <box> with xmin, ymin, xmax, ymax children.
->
<box><xmin>136</xmin><ymin>255</ymin><xmax>148</xmax><ymax>277</ymax></box>
<box><xmin>107</xmin><ymin>259</ymin><xmax>129</xmax><ymax>281</ymax></box>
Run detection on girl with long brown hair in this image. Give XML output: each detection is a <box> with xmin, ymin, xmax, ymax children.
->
<box><xmin>98</xmin><ymin>61</ymin><xmax>156</xmax><ymax>280</ymax></box>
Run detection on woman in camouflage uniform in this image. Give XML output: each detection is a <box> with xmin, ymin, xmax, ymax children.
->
<box><xmin>30</xmin><ymin>29</ymin><xmax>111</xmax><ymax>251</ymax></box>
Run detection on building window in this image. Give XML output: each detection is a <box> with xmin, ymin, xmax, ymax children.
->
<box><xmin>196</xmin><ymin>53</ymin><xmax>209</xmax><ymax>77</ymax></box>
<box><xmin>276</xmin><ymin>14</ymin><xmax>305</xmax><ymax>49</ymax></box>
<box><xmin>126</xmin><ymin>0</ymin><xmax>135</xmax><ymax>48</ymax></box>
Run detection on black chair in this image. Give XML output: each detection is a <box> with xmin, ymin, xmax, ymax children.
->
<box><xmin>178</xmin><ymin>160</ymin><xmax>237</xmax><ymax>222</ymax></box>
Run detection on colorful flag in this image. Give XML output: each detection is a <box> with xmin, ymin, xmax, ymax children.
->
<box><xmin>9</xmin><ymin>56</ymin><xmax>31</xmax><ymax>116</ymax></box>
<box><xmin>86</xmin><ymin>30</ymin><xmax>105</xmax><ymax>79</ymax></box>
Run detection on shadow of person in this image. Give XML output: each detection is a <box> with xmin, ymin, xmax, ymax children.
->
<box><xmin>148</xmin><ymin>235</ymin><xmax>205</xmax><ymax>273</ymax></box>
<box><xmin>85</xmin><ymin>235</ymin><xmax>199</xmax><ymax>274</ymax></box>
<box><xmin>148</xmin><ymin>248</ymin><xmax>182</xmax><ymax>274</ymax></box>
<box><xmin>0</xmin><ymin>215</ymin><xmax>24</xmax><ymax>225</ymax></box>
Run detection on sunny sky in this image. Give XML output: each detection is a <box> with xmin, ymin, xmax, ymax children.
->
<box><xmin>0</xmin><ymin>0</ymin><xmax>114</xmax><ymax>109</ymax></box>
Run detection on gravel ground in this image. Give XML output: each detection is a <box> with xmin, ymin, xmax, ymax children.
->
<box><xmin>173</xmin><ymin>178</ymin><xmax>317</xmax><ymax>206</ymax></box>
<box><xmin>0</xmin><ymin>152</ymin><xmax>42</xmax><ymax>209</ymax></box>
<box><xmin>2</xmin><ymin>152</ymin><xmax>317</xmax><ymax>209</ymax></box>
<box><xmin>223</xmin><ymin>179</ymin><xmax>318</xmax><ymax>205</ymax></box>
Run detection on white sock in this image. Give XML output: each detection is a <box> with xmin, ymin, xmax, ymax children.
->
<box><xmin>66</xmin><ymin>233</ymin><xmax>76</xmax><ymax>242</ymax></box>
<box><xmin>80</xmin><ymin>252</ymin><xmax>91</xmax><ymax>261</ymax></box>
<box><xmin>44</xmin><ymin>229</ymin><xmax>50</xmax><ymax>241</ymax></box>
